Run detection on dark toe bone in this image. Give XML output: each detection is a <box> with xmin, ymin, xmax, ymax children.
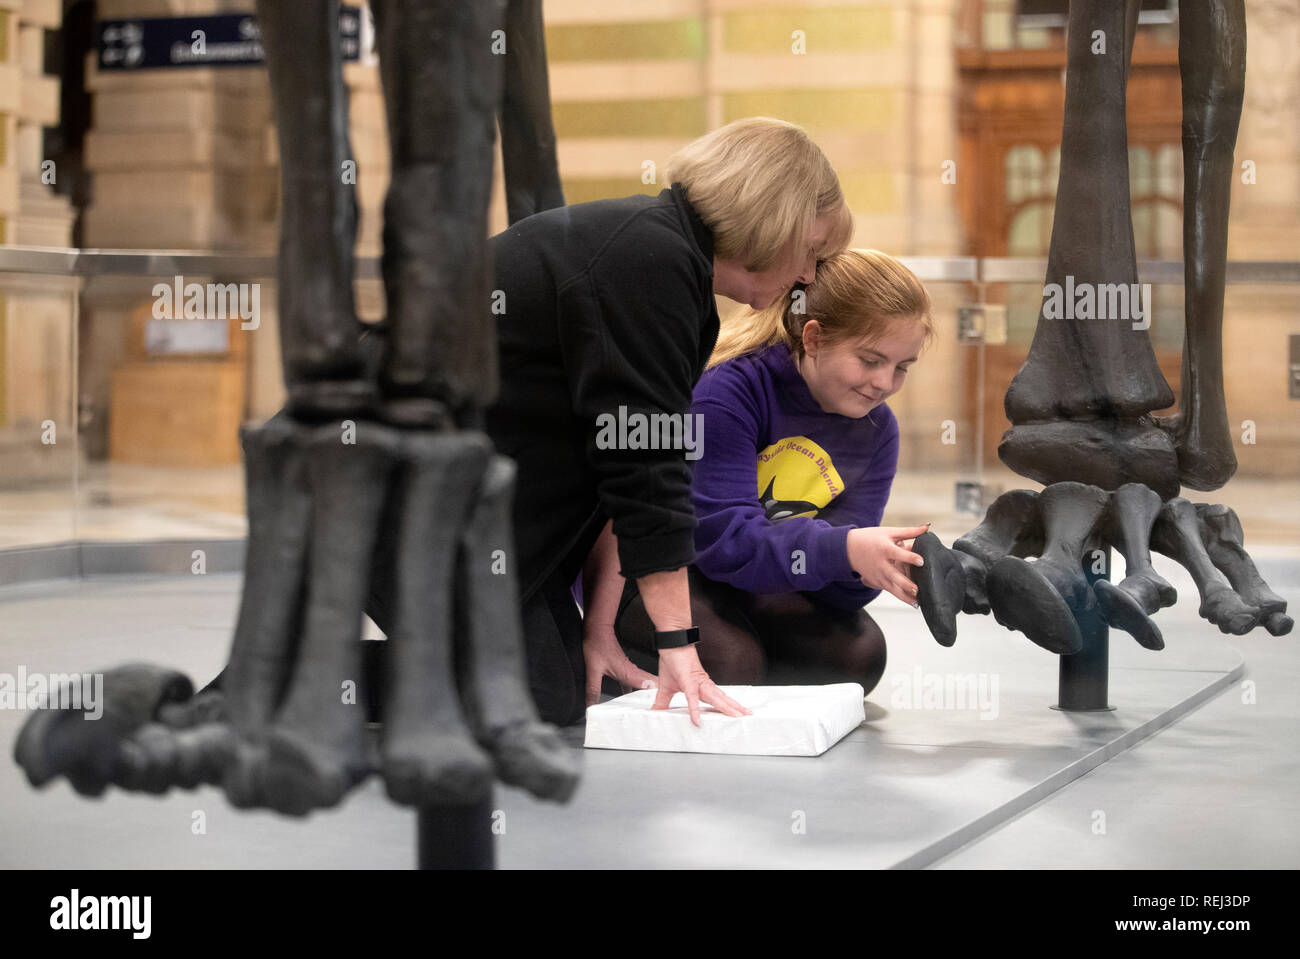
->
<box><xmin>114</xmin><ymin>721</ymin><xmax>237</xmax><ymax>793</ymax></box>
<box><xmin>261</xmin><ymin>728</ymin><xmax>361</xmax><ymax>816</ymax></box>
<box><xmin>383</xmin><ymin>732</ymin><xmax>493</xmax><ymax>807</ymax></box>
<box><xmin>1109</xmin><ymin>483</ymin><xmax>1178</xmax><ymax>607</ymax></box>
<box><xmin>378</xmin><ymin>431</ymin><xmax>494</xmax><ymax>808</ymax></box>
<box><xmin>114</xmin><ymin>724</ymin><xmax>181</xmax><ymax>794</ymax></box>
<box><xmin>953</xmin><ymin>489</ymin><xmax>1043</xmax><ymax>614</ymax></box>
<box><xmin>987</xmin><ymin>556</ymin><xmax>1083</xmax><ymax>655</ymax></box>
<box><xmin>454</xmin><ymin>455</ymin><xmax>582</xmax><ymax>801</ymax></box>
<box><xmin>1094</xmin><ymin>580</ymin><xmax>1164</xmax><ymax>650</ymax></box>
<box><xmin>1195</xmin><ymin>503</ymin><xmax>1292</xmax><ymax>636</ymax></box>
<box><xmin>985</xmin><ymin>482</ymin><xmax>1109</xmax><ymax>655</ymax></box>
<box><xmin>223</xmin><ymin>741</ymin><xmax>270</xmax><ymax>810</ymax></box>
<box><xmin>157</xmin><ymin>689</ymin><xmax>227</xmax><ymax>728</ymax></box>
<box><xmin>260</xmin><ymin>420</ymin><xmax>400</xmax><ymax>814</ymax></box>
<box><xmin>1094</xmin><ymin>482</ymin><xmax>1173</xmax><ymax>649</ymax></box>
<box><xmin>909</xmin><ymin>532</ymin><xmax>966</xmax><ymax>647</ymax></box>
<box><xmin>13</xmin><ymin>663</ymin><xmax>193</xmax><ymax>794</ymax></box>
<box><xmin>1262</xmin><ymin>611</ymin><xmax>1295</xmax><ymax>638</ymax></box>
<box><xmin>171</xmin><ymin>724</ymin><xmax>238</xmax><ymax>789</ymax></box>
<box><xmin>485</xmin><ymin>721</ymin><xmax>581</xmax><ymax>803</ymax></box>
<box><xmin>222</xmin><ymin>413</ymin><xmax>314</xmax><ymax>737</ymax></box>
<box><xmin>1151</xmin><ymin>498</ymin><xmax>1260</xmax><ymax>634</ymax></box>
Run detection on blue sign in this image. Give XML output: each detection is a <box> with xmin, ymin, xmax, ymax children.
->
<box><xmin>97</xmin><ymin>6</ymin><xmax>369</xmax><ymax>71</ymax></box>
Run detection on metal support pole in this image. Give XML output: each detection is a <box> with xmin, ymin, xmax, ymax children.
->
<box><xmin>1055</xmin><ymin>558</ymin><xmax>1115</xmax><ymax>711</ymax></box>
<box><xmin>417</xmin><ymin>795</ymin><xmax>495</xmax><ymax>869</ymax></box>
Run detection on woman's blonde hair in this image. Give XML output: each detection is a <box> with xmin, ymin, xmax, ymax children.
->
<box><xmin>707</xmin><ymin>248</ymin><xmax>935</xmax><ymax>369</ymax></box>
<box><xmin>666</xmin><ymin>117</ymin><xmax>853</xmax><ymax>271</ymax></box>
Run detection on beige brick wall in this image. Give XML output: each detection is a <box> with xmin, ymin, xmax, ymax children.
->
<box><xmin>0</xmin><ymin>0</ymin><xmax>77</xmax><ymax>488</ymax></box>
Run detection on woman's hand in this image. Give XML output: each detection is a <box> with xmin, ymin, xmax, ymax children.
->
<box><xmin>653</xmin><ymin>645</ymin><xmax>751</xmax><ymax>726</ymax></box>
<box><xmin>846</xmin><ymin>524</ymin><xmax>929</xmax><ymax>606</ymax></box>
<box><xmin>583</xmin><ymin>628</ymin><xmax>657</xmax><ymax>707</ymax></box>
<box><xmin>580</xmin><ymin>519</ymin><xmax>658</xmax><ymax>706</ymax></box>
<box><xmin>634</xmin><ymin>567</ymin><xmax>750</xmax><ymax>725</ymax></box>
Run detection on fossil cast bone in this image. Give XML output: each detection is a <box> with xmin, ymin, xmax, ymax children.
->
<box><xmin>985</xmin><ymin>483</ymin><xmax>1110</xmax><ymax>656</ymax></box>
<box><xmin>915</xmin><ymin>486</ymin><xmax>1289</xmax><ymax>656</ymax></box>
<box><xmin>13</xmin><ymin>0</ymin><xmax>580</xmax><ymax>817</ymax></box>
<box><xmin>1149</xmin><ymin>497</ymin><xmax>1262</xmax><ymax>636</ymax></box>
<box><xmin>497</xmin><ymin>0</ymin><xmax>564</xmax><ymax>225</ymax></box>
<box><xmin>999</xmin><ymin>0</ymin><xmax>1246</xmax><ymax>498</ymax></box>
<box><xmin>1092</xmin><ymin>483</ymin><xmax>1177</xmax><ymax>651</ymax></box>
<box><xmin>951</xmin><ymin>489</ymin><xmax>1044</xmax><ymax>615</ymax></box>
<box><xmin>1194</xmin><ymin>503</ymin><xmax>1292</xmax><ymax>636</ymax></box>
<box><xmin>908</xmin><ymin>0</ymin><xmax>1287</xmax><ymax>657</ymax></box>
<box><xmin>999</xmin><ymin>0</ymin><xmax>1178</xmax><ymax>499</ymax></box>
<box><xmin>1152</xmin><ymin>0</ymin><xmax>1246</xmax><ymax>491</ymax></box>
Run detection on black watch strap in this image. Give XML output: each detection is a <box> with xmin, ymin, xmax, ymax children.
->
<box><xmin>654</xmin><ymin>627</ymin><xmax>700</xmax><ymax>650</ymax></box>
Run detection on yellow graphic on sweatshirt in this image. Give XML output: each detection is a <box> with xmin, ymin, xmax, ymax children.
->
<box><xmin>755</xmin><ymin>436</ymin><xmax>845</xmax><ymax>520</ymax></box>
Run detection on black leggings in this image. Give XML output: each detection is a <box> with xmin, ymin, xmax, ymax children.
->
<box><xmin>614</xmin><ymin>566</ymin><xmax>887</xmax><ymax>696</ymax></box>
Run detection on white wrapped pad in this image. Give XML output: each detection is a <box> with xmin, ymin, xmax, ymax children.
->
<box><xmin>583</xmin><ymin>684</ymin><xmax>865</xmax><ymax>757</ymax></box>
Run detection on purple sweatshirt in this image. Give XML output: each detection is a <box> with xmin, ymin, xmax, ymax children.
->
<box><xmin>690</xmin><ymin>342</ymin><xmax>900</xmax><ymax>610</ymax></box>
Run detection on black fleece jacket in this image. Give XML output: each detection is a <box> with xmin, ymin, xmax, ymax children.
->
<box><xmin>485</xmin><ymin>184</ymin><xmax>720</xmax><ymax>604</ymax></box>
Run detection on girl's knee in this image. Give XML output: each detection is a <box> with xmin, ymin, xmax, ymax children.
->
<box><xmin>698</xmin><ymin>634</ymin><xmax>765</xmax><ymax>684</ymax></box>
<box><xmin>847</xmin><ymin>613</ymin><xmax>887</xmax><ymax>695</ymax></box>
<box><xmin>688</xmin><ymin>573</ymin><xmax>766</xmax><ymax>683</ymax></box>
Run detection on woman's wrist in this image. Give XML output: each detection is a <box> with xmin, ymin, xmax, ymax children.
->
<box><xmin>583</xmin><ymin>621</ymin><xmax>619</xmax><ymax>645</ymax></box>
<box><xmin>637</xmin><ymin>567</ymin><xmax>693</xmax><ymax>631</ymax></box>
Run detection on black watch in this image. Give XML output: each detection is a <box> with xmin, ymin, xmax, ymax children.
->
<box><xmin>654</xmin><ymin>627</ymin><xmax>700</xmax><ymax>650</ymax></box>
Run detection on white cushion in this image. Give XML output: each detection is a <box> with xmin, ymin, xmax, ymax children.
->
<box><xmin>583</xmin><ymin>684</ymin><xmax>865</xmax><ymax>757</ymax></box>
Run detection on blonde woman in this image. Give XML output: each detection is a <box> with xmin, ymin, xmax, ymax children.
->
<box><xmin>586</xmin><ymin>250</ymin><xmax>934</xmax><ymax>698</ymax></box>
<box><xmin>474</xmin><ymin>117</ymin><xmax>853</xmax><ymax>726</ymax></box>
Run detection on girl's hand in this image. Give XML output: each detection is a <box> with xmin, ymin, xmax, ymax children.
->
<box><xmin>846</xmin><ymin>524</ymin><xmax>929</xmax><ymax>606</ymax></box>
<box><xmin>583</xmin><ymin>629</ymin><xmax>658</xmax><ymax>707</ymax></box>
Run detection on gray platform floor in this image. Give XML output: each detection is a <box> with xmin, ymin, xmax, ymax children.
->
<box><xmin>0</xmin><ymin>552</ymin><xmax>1295</xmax><ymax>869</ymax></box>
